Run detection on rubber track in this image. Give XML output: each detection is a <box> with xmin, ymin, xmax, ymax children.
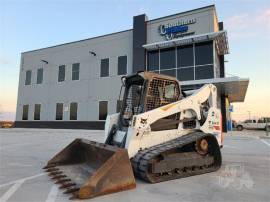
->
<box><xmin>131</xmin><ymin>131</ymin><xmax>222</xmax><ymax>183</ymax></box>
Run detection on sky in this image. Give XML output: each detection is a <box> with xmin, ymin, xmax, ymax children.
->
<box><xmin>0</xmin><ymin>0</ymin><xmax>270</xmax><ymax>121</ymax></box>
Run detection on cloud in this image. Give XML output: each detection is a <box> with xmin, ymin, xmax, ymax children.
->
<box><xmin>224</xmin><ymin>8</ymin><xmax>270</xmax><ymax>39</ymax></box>
<box><xmin>255</xmin><ymin>8</ymin><xmax>270</xmax><ymax>25</ymax></box>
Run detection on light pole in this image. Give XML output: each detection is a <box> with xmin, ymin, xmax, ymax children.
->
<box><xmin>247</xmin><ymin>111</ymin><xmax>251</xmax><ymax>120</ymax></box>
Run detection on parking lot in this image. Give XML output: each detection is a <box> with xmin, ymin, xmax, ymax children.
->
<box><xmin>0</xmin><ymin>128</ymin><xmax>269</xmax><ymax>202</ymax></box>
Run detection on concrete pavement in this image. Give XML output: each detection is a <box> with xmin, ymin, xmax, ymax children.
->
<box><xmin>0</xmin><ymin>128</ymin><xmax>269</xmax><ymax>202</ymax></box>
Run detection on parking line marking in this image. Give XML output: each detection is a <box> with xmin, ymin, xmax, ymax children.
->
<box><xmin>46</xmin><ymin>185</ymin><xmax>58</xmax><ymax>202</ymax></box>
<box><xmin>260</xmin><ymin>139</ymin><xmax>270</xmax><ymax>148</ymax></box>
<box><xmin>0</xmin><ymin>179</ymin><xmax>25</xmax><ymax>202</ymax></box>
<box><xmin>0</xmin><ymin>173</ymin><xmax>45</xmax><ymax>188</ymax></box>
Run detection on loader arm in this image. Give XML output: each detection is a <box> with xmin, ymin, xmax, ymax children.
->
<box><xmin>133</xmin><ymin>84</ymin><xmax>217</xmax><ymax>129</ymax></box>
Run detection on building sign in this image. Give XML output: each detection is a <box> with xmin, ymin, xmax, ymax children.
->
<box><xmin>159</xmin><ymin>18</ymin><xmax>196</xmax><ymax>40</ymax></box>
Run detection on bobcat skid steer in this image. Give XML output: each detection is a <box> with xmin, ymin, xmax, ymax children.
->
<box><xmin>44</xmin><ymin>71</ymin><xmax>223</xmax><ymax>199</ymax></box>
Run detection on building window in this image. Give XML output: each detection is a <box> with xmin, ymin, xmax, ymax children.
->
<box><xmin>147</xmin><ymin>50</ymin><xmax>159</xmax><ymax>71</ymax></box>
<box><xmin>37</xmin><ymin>68</ymin><xmax>43</xmax><ymax>84</ymax></box>
<box><xmin>99</xmin><ymin>101</ymin><xmax>108</xmax><ymax>120</ymax></box>
<box><xmin>160</xmin><ymin>48</ymin><xmax>175</xmax><ymax>70</ymax></box>
<box><xmin>177</xmin><ymin>45</ymin><xmax>194</xmax><ymax>67</ymax></box>
<box><xmin>72</xmin><ymin>63</ymin><xmax>80</xmax><ymax>80</ymax></box>
<box><xmin>116</xmin><ymin>100</ymin><xmax>122</xmax><ymax>113</ymax></box>
<box><xmin>58</xmin><ymin>65</ymin><xmax>65</xmax><ymax>82</ymax></box>
<box><xmin>160</xmin><ymin>69</ymin><xmax>176</xmax><ymax>77</ymax></box>
<box><xmin>195</xmin><ymin>65</ymin><xmax>214</xmax><ymax>80</ymax></box>
<box><xmin>176</xmin><ymin>45</ymin><xmax>195</xmax><ymax>81</ymax></box>
<box><xmin>194</xmin><ymin>41</ymin><xmax>214</xmax><ymax>80</ymax></box>
<box><xmin>34</xmin><ymin>104</ymin><xmax>41</xmax><ymax>120</ymax></box>
<box><xmin>146</xmin><ymin>41</ymin><xmax>214</xmax><ymax>81</ymax></box>
<box><xmin>25</xmin><ymin>70</ymin><xmax>32</xmax><ymax>85</ymax></box>
<box><xmin>100</xmin><ymin>58</ymin><xmax>109</xmax><ymax>77</ymax></box>
<box><xmin>55</xmin><ymin>103</ymin><xmax>63</xmax><ymax>120</ymax></box>
<box><xmin>195</xmin><ymin>42</ymin><xmax>213</xmax><ymax>65</ymax></box>
<box><xmin>118</xmin><ymin>56</ymin><xmax>127</xmax><ymax>75</ymax></box>
<box><xmin>70</xmin><ymin>102</ymin><xmax>78</xmax><ymax>120</ymax></box>
<box><xmin>22</xmin><ymin>105</ymin><xmax>29</xmax><ymax>120</ymax></box>
<box><xmin>177</xmin><ymin>67</ymin><xmax>194</xmax><ymax>81</ymax></box>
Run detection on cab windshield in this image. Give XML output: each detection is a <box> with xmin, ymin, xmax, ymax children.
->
<box><xmin>120</xmin><ymin>77</ymin><xmax>145</xmax><ymax>127</ymax></box>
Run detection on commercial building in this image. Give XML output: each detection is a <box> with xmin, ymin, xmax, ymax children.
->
<box><xmin>15</xmin><ymin>5</ymin><xmax>249</xmax><ymax>131</ymax></box>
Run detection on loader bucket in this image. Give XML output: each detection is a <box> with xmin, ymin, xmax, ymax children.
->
<box><xmin>44</xmin><ymin>138</ymin><xmax>136</xmax><ymax>199</ymax></box>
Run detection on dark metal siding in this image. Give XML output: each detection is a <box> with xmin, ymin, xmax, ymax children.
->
<box><xmin>133</xmin><ymin>14</ymin><xmax>147</xmax><ymax>73</ymax></box>
<box><xmin>219</xmin><ymin>21</ymin><xmax>227</xmax><ymax>132</ymax></box>
<box><xmin>220</xmin><ymin>94</ymin><xmax>227</xmax><ymax>132</ymax></box>
<box><xmin>218</xmin><ymin>22</ymin><xmax>225</xmax><ymax>78</ymax></box>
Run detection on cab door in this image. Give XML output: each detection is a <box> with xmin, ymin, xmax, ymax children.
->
<box><xmin>248</xmin><ymin>120</ymin><xmax>257</xmax><ymax>129</ymax></box>
<box><xmin>244</xmin><ymin>120</ymin><xmax>252</xmax><ymax>129</ymax></box>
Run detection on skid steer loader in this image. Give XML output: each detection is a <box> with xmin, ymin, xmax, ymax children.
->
<box><xmin>44</xmin><ymin>71</ymin><xmax>223</xmax><ymax>199</ymax></box>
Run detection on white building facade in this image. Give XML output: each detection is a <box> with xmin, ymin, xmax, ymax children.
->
<box><xmin>15</xmin><ymin>5</ymin><xmax>249</xmax><ymax>131</ymax></box>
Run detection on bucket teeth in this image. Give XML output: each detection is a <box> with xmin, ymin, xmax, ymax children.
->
<box><xmin>55</xmin><ymin>179</ymin><xmax>71</xmax><ymax>184</ymax></box>
<box><xmin>43</xmin><ymin>164</ymin><xmax>55</xmax><ymax>169</ymax></box>
<box><xmin>51</xmin><ymin>175</ymin><xmax>66</xmax><ymax>180</ymax></box>
<box><xmin>44</xmin><ymin>138</ymin><xmax>136</xmax><ymax>199</ymax></box>
<box><xmin>64</xmin><ymin>187</ymin><xmax>79</xmax><ymax>194</ymax></box>
<box><xmin>59</xmin><ymin>183</ymin><xmax>76</xmax><ymax>189</ymax></box>
<box><xmin>49</xmin><ymin>171</ymin><xmax>63</xmax><ymax>176</ymax></box>
<box><xmin>45</xmin><ymin>168</ymin><xmax>59</xmax><ymax>173</ymax></box>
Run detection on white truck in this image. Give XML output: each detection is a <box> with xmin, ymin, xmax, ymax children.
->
<box><xmin>236</xmin><ymin>117</ymin><xmax>270</xmax><ymax>131</ymax></box>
